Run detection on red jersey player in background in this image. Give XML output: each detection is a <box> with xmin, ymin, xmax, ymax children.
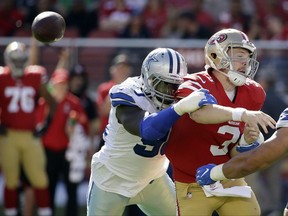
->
<box><xmin>41</xmin><ymin>68</ymin><xmax>89</xmax><ymax>216</ymax></box>
<box><xmin>165</xmin><ymin>28</ymin><xmax>274</xmax><ymax>215</ymax></box>
<box><xmin>0</xmin><ymin>41</ymin><xmax>54</xmax><ymax>216</ymax></box>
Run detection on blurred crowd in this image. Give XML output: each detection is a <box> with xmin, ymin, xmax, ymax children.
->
<box><xmin>2</xmin><ymin>0</ymin><xmax>288</xmax><ymax>40</ymax></box>
<box><xmin>1</xmin><ymin>0</ymin><xmax>288</xmax><ymax>216</ymax></box>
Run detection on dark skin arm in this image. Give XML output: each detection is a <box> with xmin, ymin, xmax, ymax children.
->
<box><xmin>116</xmin><ymin>105</ymin><xmax>146</xmax><ymax>136</ymax></box>
<box><xmin>223</xmin><ymin>127</ymin><xmax>288</xmax><ymax>178</ymax></box>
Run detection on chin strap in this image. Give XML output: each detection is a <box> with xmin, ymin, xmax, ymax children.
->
<box><xmin>215</xmin><ymin>68</ymin><xmax>229</xmax><ymax>78</ymax></box>
<box><xmin>214</xmin><ymin>68</ymin><xmax>246</xmax><ymax>86</ymax></box>
<box><xmin>227</xmin><ymin>70</ymin><xmax>247</xmax><ymax>86</ymax></box>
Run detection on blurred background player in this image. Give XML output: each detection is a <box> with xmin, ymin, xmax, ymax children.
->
<box><xmin>41</xmin><ymin>67</ymin><xmax>89</xmax><ymax>216</ymax></box>
<box><xmin>68</xmin><ymin>63</ymin><xmax>100</xmax><ymax>179</ymax></box>
<box><xmin>0</xmin><ymin>40</ymin><xmax>54</xmax><ymax>216</ymax></box>
<box><xmin>15</xmin><ymin>45</ymin><xmax>95</xmax><ymax>216</ymax></box>
<box><xmin>69</xmin><ymin>64</ymin><xmax>99</xmax><ymax>145</ymax></box>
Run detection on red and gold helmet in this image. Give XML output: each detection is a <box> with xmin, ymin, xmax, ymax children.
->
<box><xmin>205</xmin><ymin>28</ymin><xmax>259</xmax><ymax>86</ymax></box>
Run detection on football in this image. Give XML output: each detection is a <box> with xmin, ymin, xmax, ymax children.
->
<box><xmin>32</xmin><ymin>11</ymin><xmax>66</xmax><ymax>44</ymax></box>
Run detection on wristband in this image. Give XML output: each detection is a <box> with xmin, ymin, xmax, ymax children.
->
<box><xmin>210</xmin><ymin>164</ymin><xmax>227</xmax><ymax>181</ymax></box>
<box><xmin>232</xmin><ymin>108</ymin><xmax>246</xmax><ymax>121</ymax></box>
<box><xmin>239</xmin><ymin>134</ymin><xmax>249</xmax><ymax>146</ymax></box>
<box><xmin>239</xmin><ymin>132</ymin><xmax>264</xmax><ymax>146</ymax></box>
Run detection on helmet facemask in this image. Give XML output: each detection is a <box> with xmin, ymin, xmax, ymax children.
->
<box><xmin>4</xmin><ymin>42</ymin><xmax>29</xmax><ymax>78</ymax></box>
<box><xmin>145</xmin><ymin>74</ymin><xmax>181</xmax><ymax>109</ymax></box>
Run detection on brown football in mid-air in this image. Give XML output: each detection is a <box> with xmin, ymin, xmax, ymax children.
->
<box><xmin>32</xmin><ymin>11</ymin><xmax>66</xmax><ymax>44</ymax></box>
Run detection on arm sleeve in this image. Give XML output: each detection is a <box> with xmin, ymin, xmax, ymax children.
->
<box><xmin>140</xmin><ymin>106</ymin><xmax>181</xmax><ymax>141</ymax></box>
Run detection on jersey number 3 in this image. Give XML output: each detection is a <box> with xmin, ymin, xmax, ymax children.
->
<box><xmin>210</xmin><ymin>125</ymin><xmax>240</xmax><ymax>156</ymax></box>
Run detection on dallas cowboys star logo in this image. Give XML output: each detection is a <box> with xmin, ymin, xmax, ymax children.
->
<box><xmin>144</xmin><ymin>52</ymin><xmax>159</xmax><ymax>71</ymax></box>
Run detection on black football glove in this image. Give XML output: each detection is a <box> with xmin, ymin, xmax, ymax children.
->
<box><xmin>33</xmin><ymin>115</ymin><xmax>52</xmax><ymax>138</ymax></box>
<box><xmin>0</xmin><ymin>124</ymin><xmax>7</xmax><ymax>135</ymax></box>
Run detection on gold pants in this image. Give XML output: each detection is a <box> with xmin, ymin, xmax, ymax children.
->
<box><xmin>0</xmin><ymin>129</ymin><xmax>48</xmax><ymax>189</ymax></box>
<box><xmin>175</xmin><ymin>179</ymin><xmax>260</xmax><ymax>216</ymax></box>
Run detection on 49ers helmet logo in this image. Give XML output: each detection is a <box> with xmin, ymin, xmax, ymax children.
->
<box><xmin>208</xmin><ymin>34</ymin><xmax>227</xmax><ymax>45</ymax></box>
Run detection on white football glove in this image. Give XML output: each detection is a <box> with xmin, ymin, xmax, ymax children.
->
<box><xmin>173</xmin><ymin>89</ymin><xmax>217</xmax><ymax>116</ymax></box>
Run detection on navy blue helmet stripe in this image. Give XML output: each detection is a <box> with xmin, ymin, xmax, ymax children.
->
<box><xmin>166</xmin><ymin>48</ymin><xmax>173</xmax><ymax>74</ymax></box>
<box><xmin>175</xmin><ymin>52</ymin><xmax>180</xmax><ymax>74</ymax></box>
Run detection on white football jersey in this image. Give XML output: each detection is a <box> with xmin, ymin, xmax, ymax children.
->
<box><xmin>276</xmin><ymin>108</ymin><xmax>288</xmax><ymax>129</ymax></box>
<box><xmin>91</xmin><ymin>77</ymin><xmax>170</xmax><ymax>197</ymax></box>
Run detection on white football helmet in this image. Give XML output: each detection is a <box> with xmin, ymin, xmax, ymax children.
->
<box><xmin>204</xmin><ymin>28</ymin><xmax>259</xmax><ymax>86</ymax></box>
<box><xmin>141</xmin><ymin>48</ymin><xmax>187</xmax><ymax>110</ymax></box>
<box><xmin>4</xmin><ymin>41</ymin><xmax>29</xmax><ymax>78</ymax></box>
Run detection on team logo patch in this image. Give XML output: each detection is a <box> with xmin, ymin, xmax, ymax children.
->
<box><xmin>145</xmin><ymin>52</ymin><xmax>159</xmax><ymax>71</ymax></box>
<box><xmin>208</xmin><ymin>33</ymin><xmax>227</xmax><ymax>45</ymax></box>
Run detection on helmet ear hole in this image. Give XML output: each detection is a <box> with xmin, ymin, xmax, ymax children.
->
<box><xmin>211</xmin><ymin>53</ymin><xmax>217</xmax><ymax>59</ymax></box>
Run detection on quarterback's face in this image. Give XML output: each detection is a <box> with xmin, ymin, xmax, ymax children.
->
<box><xmin>227</xmin><ymin>47</ymin><xmax>251</xmax><ymax>74</ymax></box>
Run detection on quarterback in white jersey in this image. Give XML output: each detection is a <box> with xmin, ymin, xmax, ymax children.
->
<box><xmin>87</xmin><ymin>48</ymin><xmax>218</xmax><ymax>216</ymax></box>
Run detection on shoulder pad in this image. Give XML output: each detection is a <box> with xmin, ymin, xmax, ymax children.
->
<box><xmin>244</xmin><ymin>79</ymin><xmax>266</xmax><ymax>104</ymax></box>
<box><xmin>109</xmin><ymin>78</ymin><xmax>141</xmax><ymax>107</ymax></box>
<box><xmin>26</xmin><ymin>65</ymin><xmax>47</xmax><ymax>75</ymax></box>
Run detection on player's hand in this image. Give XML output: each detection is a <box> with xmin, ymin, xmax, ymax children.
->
<box><xmin>241</xmin><ymin>110</ymin><xmax>276</xmax><ymax>134</ymax></box>
<box><xmin>196</xmin><ymin>163</ymin><xmax>216</xmax><ymax>186</ymax></box>
<box><xmin>242</xmin><ymin>123</ymin><xmax>260</xmax><ymax>144</ymax></box>
<box><xmin>236</xmin><ymin>126</ymin><xmax>264</xmax><ymax>153</ymax></box>
<box><xmin>33</xmin><ymin>122</ymin><xmax>49</xmax><ymax>137</ymax></box>
<box><xmin>173</xmin><ymin>89</ymin><xmax>217</xmax><ymax>116</ymax></box>
<box><xmin>0</xmin><ymin>124</ymin><xmax>7</xmax><ymax>135</ymax></box>
<box><xmin>33</xmin><ymin>116</ymin><xmax>51</xmax><ymax>137</ymax></box>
